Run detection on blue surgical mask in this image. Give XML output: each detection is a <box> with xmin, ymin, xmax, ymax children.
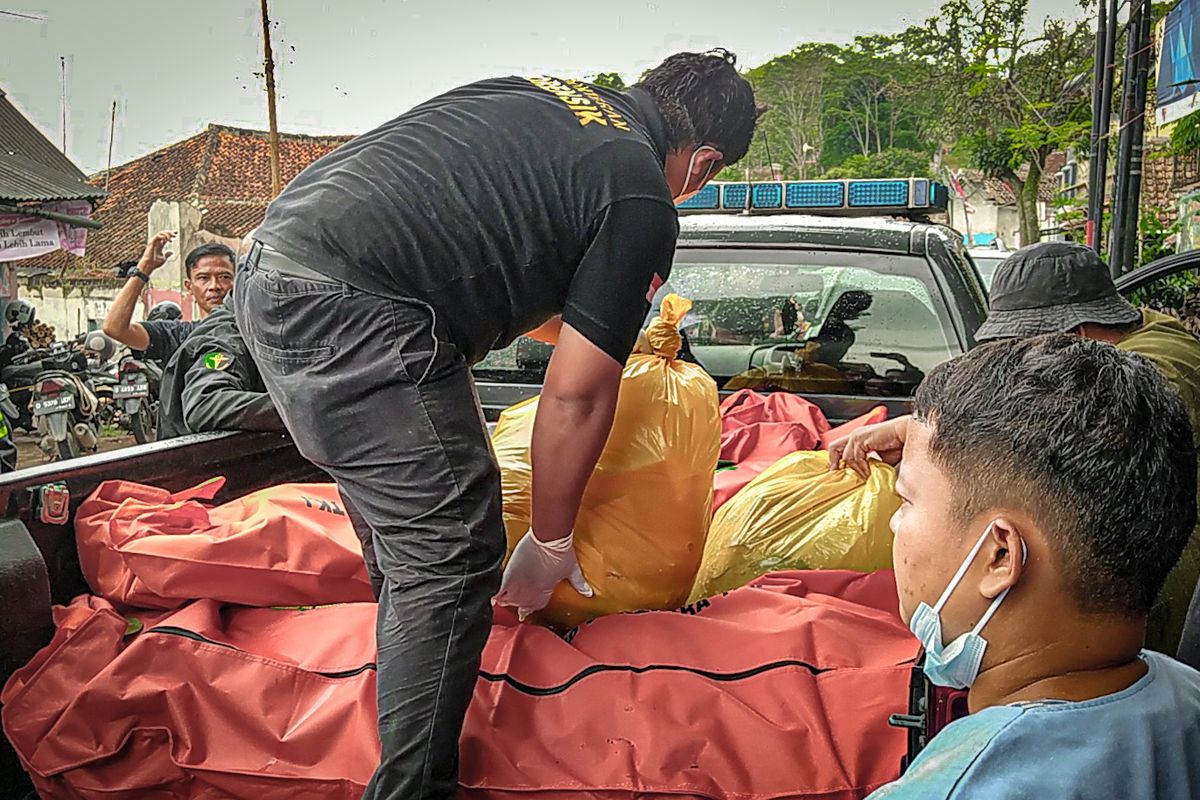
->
<box><xmin>908</xmin><ymin>523</ymin><xmax>1025</xmax><ymax>689</ymax></box>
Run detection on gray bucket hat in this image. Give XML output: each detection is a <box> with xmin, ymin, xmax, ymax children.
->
<box><xmin>976</xmin><ymin>241</ymin><xmax>1141</xmax><ymax>342</ymax></box>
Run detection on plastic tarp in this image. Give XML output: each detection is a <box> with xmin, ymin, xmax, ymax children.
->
<box><xmin>75</xmin><ymin>479</ymin><xmax>374</xmax><ymax>609</ymax></box>
<box><xmin>693</xmin><ymin>452</ymin><xmax>901</xmax><ymax>602</ymax></box>
<box><xmin>493</xmin><ymin>295</ymin><xmax>721</xmax><ymax>628</ymax></box>
<box><xmin>4</xmin><ymin>571</ymin><xmax>916</xmax><ymax>800</ymax></box>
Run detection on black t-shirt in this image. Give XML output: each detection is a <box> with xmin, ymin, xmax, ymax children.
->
<box><xmin>255</xmin><ymin>76</ymin><xmax>679</xmax><ymax>364</ymax></box>
<box><xmin>136</xmin><ymin>320</ymin><xmax>197</xmax><ymax>364</ymax></box>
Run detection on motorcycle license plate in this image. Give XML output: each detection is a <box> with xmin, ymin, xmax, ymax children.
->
<box><xmin>34</xmin><ymin>394</ymin><xmax>75</xmax><ymax>414</ymax></box>
<box><xmin>114</xmin><ymin>382</ymin><xmax>149</xmax><ymax>398</ymax></box>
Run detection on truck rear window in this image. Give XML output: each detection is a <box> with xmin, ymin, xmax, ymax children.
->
<box><xmin>473</xmin><ymin>248</ymin><xmax>958</xmax><ymax>397</ymax></box>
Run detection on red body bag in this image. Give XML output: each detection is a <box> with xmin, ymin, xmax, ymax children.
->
<box><xmin>4</xmin><ymin>572</ymin><xmax>914</xmax><ymax>799</ymax></box>
<box><xmin>463</xmin><ymin>569</ymin><xmax>915</xmax><ymax>799</ymax></box>
<box><xmin>75</xmin><ymin>479</ymin><xmax>374</xmax><ymax>609</ymax></box>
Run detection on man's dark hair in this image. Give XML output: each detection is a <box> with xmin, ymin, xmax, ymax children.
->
<box><xmin>185</xmin><ymin>243</ymin><xmax>236</xmax><ymax>278</ymax></box>
<box><xmin>913</xmin><ymin>334</ymin><xmax>1196</xmax><ymax>617</ymax></box>
<box><xmin>635</xmin><ymin>48</ymin><xmax>760</xmax><ymax>166</ymax></box>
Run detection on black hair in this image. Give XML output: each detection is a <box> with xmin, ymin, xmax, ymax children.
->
<box><xmin>185</xmin><ymin>242</ymin><xmax>236</xmax><ymax>278</ymax></box>
<box><xmin>635</xmin><ymin>48</ymin><xmax>760</xmax><ymax>166</ymax></box>
<box><xmin>913</xmin><ymin>334</ymin><xmax>1197</xmax><ymax>617</ymax></box>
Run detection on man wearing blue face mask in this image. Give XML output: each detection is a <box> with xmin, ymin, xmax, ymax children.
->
<box><xmin>867</xmin><ymin>334</ymin><xmax>1200</xmax><ymax>799</ymax></box>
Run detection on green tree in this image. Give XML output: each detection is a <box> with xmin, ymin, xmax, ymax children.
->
<box><xmin>592</xmin><ymin>72</ymin><xmax>626</xmax><ymax>90</ymax></box>
<box><xmin>898</xmin><ymin>0</ymin><xmax>1093</xmax><ymax>244</ymax></box>
<box><xmin>744</xmin><ymin>44</ymin><xmax>838</xmax><ymax>178</ymax></box>
<box><xmin>737</xmin><ymin>40</ymin><xmax>932</xmax><ymax>179</ymax></box>
<box><xmin>822</xmin><ymin>148</ymin><xmax>933</xmax><ymax>179</ymax></box>
<box><xmin>821</xmin><ymin>36</ymin><xmax>932</xmax><ymax>168</ymax></box>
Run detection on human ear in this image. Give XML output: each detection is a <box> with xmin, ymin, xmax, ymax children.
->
<box><xmin>978</xmin><ymin>518</ymin><xmax>1026</xmax><ymax>600</ymax></box>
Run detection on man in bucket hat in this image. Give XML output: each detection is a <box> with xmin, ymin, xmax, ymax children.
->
<box><xmin>977</xmin><ymin>241</ymin><xmax>1148</xmax><ymax>338</ymax></box>
<box><xmin>830</xmin><ymin>240</ymin><xmax>1200</xmax><ymax>654</ymax></box>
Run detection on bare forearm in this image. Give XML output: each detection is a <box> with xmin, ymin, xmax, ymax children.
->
<box><xmin>530</xmin><ymin>387</ymin><xmax>618</xmax><ymax>542</ymax></box>
<box><xmin>103</xmin><ymin>277</ymin><xmax>150</xmax><ymax>350</ymax></box>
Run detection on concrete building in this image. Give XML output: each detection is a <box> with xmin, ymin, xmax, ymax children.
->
<box><xmin>946</xmin><ymin>153</ymin><xmax>1066</xmax><ymax>250</ymax></box>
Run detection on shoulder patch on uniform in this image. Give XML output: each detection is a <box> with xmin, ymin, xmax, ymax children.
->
<box><xmin>204</xmin><ymin>351</ymin><xmax>232</xmax><ymax>371</ymax></box>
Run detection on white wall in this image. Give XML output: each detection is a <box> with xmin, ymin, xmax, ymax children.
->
<box><xmin>18</xmin><ymin>283</ymin><xmax>135</xmax><ymax>341</ymax></box>
<box><xmin>948</xmin><ymin>195</ymin><xmax>1021</xmax><ymax>249</ymax></box>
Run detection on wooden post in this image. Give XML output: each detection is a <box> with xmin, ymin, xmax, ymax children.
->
<box><xmin>59</xmin><ymin>56</ymin><xmax>67</xmax><ymax>153</ymax></box>
<box><xmin>105</xmin><ymin>100</ymin><xmax>116</xmax><ymax>190</ymax></box>
<box><xmin>260</xmin><ymin>0</ymin><xmax>282</xmax><ymax>198</ymax></box>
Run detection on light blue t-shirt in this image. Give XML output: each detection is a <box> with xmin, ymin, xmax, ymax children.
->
<box><xmin>868</xmin><ymin>651</ymin><xmax>1200</xmax><ymax>799</ymax></box>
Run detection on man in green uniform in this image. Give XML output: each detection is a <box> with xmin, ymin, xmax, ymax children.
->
<box><xmin>157</xmin><ymin>297</ymin><xmax>282</xmax><ymax>440</ymax></box>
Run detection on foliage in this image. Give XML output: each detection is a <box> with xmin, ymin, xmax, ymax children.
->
<box><xmin>1130</xmin><ymin>271</ymin><xmax>1200</xmax><ymax>316</ymax></box>
<box><xmin>1167</xmin><ymin>111</ymin><xmax>1200</xmax><ymax>157</ymax></box>
<box><xmin>1139</xmin><ymin>207</ymin><xmax>1178</xmax><ymax>266</ymax></box>
<box><xmin>592</xmin><ymin>72</ymin><xmax>626</xmax><ymax>91</ymax></box>
<box><xmin>735</xmin><ymin>40</ymin><xmax>933</xmax><ymax>179</ymax></box>
<box><xmin>894</xmin><ymin>0</ymin><xmax>1094</xmax><ymax>245</ymax></box>
<box><xmin>822</xmin><ymin>148</ymin><xmax>933</xmax><ymax>179</ymax></box>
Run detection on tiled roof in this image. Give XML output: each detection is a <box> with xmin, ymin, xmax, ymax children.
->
<box><xmin>23</xmin><ymin>124</ymin><xmax>350</xmax><ymax>280</ymax></box>
<box><xmin>198</xmin><ymin>202</ymin><xmax>269</xmax><ymax>238</ymax></box>
<box><xmin>0</xmin><ymin>88</ymin><xmax>106</xmax><ymax>203</ymax></box>
<box><xmin>965</xmin><ymin>151</ymin><xmax>1068</xmax><ymax>205</ymax></box>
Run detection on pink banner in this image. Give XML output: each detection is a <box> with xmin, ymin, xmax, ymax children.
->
<box><xmin>0</xmin><ymin>202</ymin><xmax>92</xmax><ymax>261</ymax></box>
<box><xmin>50</xmin><ymin>201</ymin><xmax>91</xmax><ymax>257</ymax></box>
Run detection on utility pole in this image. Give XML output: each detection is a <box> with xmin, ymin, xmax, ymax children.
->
<box><xmin>260</xmin><ymin>0</ymin><xmax>282</xmax><ymax>198</ymax></box>
<box><xmin>1118</xmin><ymin>0</ymin><xmax>1154</xmax><ymax>275</ymax></box>
<box><xmin>1087</xmin><ymin>0</ymin><xmax>1120</xmax><ymax>252</ymax></box>
<box><xmin>1110</xmin><ymin>0</ymin><xmax>1153</xmax><ymax>277</ymax></box>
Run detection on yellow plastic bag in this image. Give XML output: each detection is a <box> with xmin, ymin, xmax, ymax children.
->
<box><xmin>689</xmin><ymin>450</ymin><xmax>901</xmax><ymax>602</ymax></box>
<box><xmin>493</xmin><ymin>295</ymin><xmax>720</xmax><ymax>628</ymax></box>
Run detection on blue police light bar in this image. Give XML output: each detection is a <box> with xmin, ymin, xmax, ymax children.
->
<box><xmin>677</xmin><ymin>178</ymin><xmax>948</xmax><ymax>218</ymax></box>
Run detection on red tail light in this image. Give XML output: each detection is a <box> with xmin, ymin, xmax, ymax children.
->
<box><xmin>120</xmin><ymin>360</ymin><xmax>146</xmax><ymax>375</ymax></box>
<box><xmin>38</xmin><ymin>379</ymin><xmax>67</xmax><ymax>396</ymax></box>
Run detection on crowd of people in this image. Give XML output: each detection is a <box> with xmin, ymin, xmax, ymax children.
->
<box><xmin>56</xmin><ymin>51</ymin><xmax>1200</xmax><ymax>799</ymax></box>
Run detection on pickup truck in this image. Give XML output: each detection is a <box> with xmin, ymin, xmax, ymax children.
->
<box><xmin>1</xmin><ymin>179</ymin><xmax>1195</xmax><ymax>797</ymax></box>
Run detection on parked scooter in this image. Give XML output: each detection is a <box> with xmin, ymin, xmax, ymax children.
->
<box><xmin>30</xmin><ymin>342</ymin><xmax>100</xmax><ymax>461</ymax></box>
<box><xmin>0</xmin><ymin>300</ymin><xmax>39</xmax><ymax>433</ymax></box>
<box><xmin>0</xmin><ymin>381</ymin><xmax>20</xmax><ymax>472</ymax></box>
<box><xmin>106</xmin><ymin>301</ymin><xmax>177</xmax><ymax>444</ymax></box>
<box><xmin>78</xmin><ymin>331</ymin><xmax>121</xmax><ymax>429</ymax></box>
<box><xmin>114</xmin><ymin>354</ymin><xmax>161</xmax><ymax>444</ymax></box>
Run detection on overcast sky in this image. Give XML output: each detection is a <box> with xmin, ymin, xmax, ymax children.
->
<box><xmin>3</xmin><ymin>0</ymin><xmax>1091</xmax><ymax>173</ymax></box>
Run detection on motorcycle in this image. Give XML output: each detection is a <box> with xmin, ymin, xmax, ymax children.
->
<box><xmin>0</xmin><ymin>381</ymin><xmax>20</xmax><ymax>472</ymax></box>
<box><xmin>30</xmin><ymin>342</ymin><xmax>101</xmax><ymax>461</ymax></box>
<box><xmin>80</xmin><ymin>332</ymin><xmax>121</xmax><ymax>432</ymax></box>
<box><xmin>114</xmin><ymin>355</ymin><xmax>161</xmax><ymax>444</ymax></box>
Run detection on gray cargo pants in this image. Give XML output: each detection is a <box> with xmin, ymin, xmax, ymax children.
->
<box><xmin>235</xmin><ymin>243</ymin><xmax>504</xmax><ymax>800</ymax></box>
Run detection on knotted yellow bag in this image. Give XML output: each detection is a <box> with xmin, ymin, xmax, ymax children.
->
<box><xmin>493</xmin><ymin>295</ymin><xmax>720</xmax><ymax>628</ymax></box>
<box><xmin>690</xmin><ymin>450</ymin><xmax>901</xmax><ymax>602</ymax></box>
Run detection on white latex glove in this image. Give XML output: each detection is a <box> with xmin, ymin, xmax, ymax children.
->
<box><xmin>495</xmin><ymin>530</ymin><xmax>593</xmax><ymax>621</ymax></box>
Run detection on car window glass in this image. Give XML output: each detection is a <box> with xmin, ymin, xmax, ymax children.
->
<box><xmin>971</xmin><ymin>254</ymin><xmax>1007</xmax><ymax>291</ymax></box>
<box><xmin>473</xmin><ymin>248</ymin><xmax>958</xmax><ymax>397</ymax></box>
